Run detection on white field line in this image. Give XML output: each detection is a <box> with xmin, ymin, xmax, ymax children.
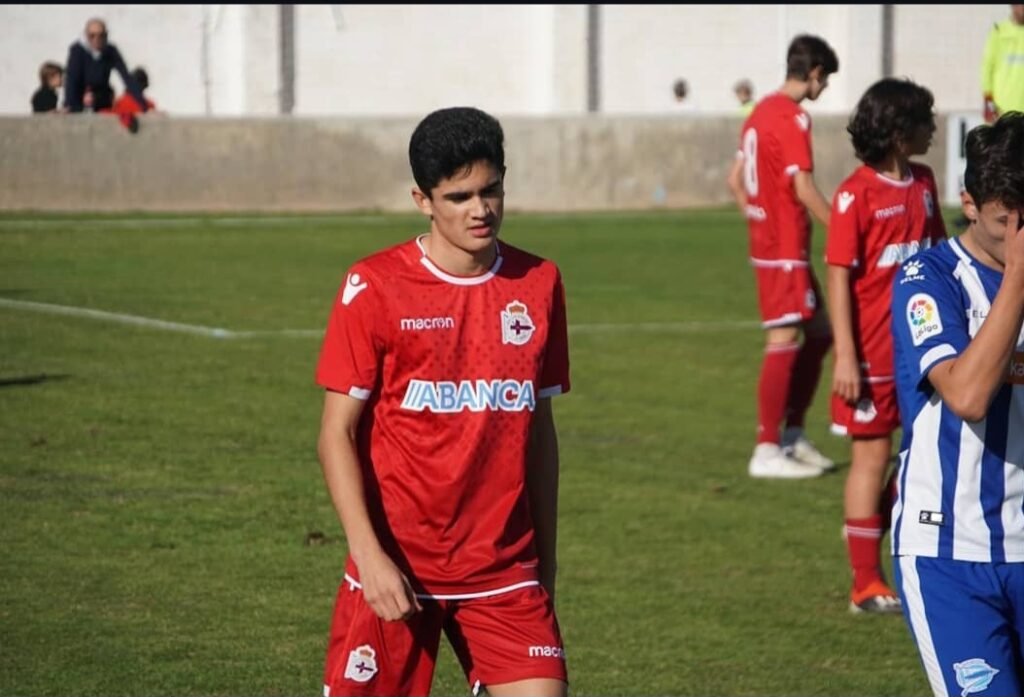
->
<box><xmin>0</xmin><ymin>215</ymin><xmax>394</xmax><ymax>229</ymax></box>
<box><xmin>0</xmin><ymin>297</ymin><xmax>759</xmax><ymax>339</ymax></box>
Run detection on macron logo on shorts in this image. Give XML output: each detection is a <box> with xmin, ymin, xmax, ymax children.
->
<box><xmin>528</xmin><ymin>645</ymin><xmax>566</xmax><ymax>659</ymax></box>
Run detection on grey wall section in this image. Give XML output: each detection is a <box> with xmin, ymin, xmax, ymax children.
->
<box><xmin>0</xmin><ymin>115</ymin><xmax>947</xmax><ymax>212</ymax></box>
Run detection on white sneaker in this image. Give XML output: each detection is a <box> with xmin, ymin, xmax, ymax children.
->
<box><xmin>748</xmin><ymin>443</ymin><xmax>824</xmax><ymax>479</ymax></box>
<box><xmin>782</xmin><ymin>429</ymin><xmax>836</xmax><ymax>472</ymax></box>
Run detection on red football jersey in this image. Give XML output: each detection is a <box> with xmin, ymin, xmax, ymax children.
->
<box><xmin>737</xmin><ymin>93</ymin><xmax>815</xmax><ymax>267</ymax></box>
<box><xmin>316</xmin><ymin>236</ymin><xmax>571</xmax><ymax>598</ymax></box>
<box><xmin>825</xmin><ymin>163</ymin><xmax>947</xmax><ymax>380</ymax></box>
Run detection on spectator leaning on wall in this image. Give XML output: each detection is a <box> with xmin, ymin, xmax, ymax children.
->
<box><xmin>31</xmin><ymin>61</ymin><xmax>64</xmax><ymax>113</ymax></box>
<box><xmin>64</xmin><ymin>17</ymin><xmax>148</xmax><ymax>114</ymax></box>
<box><xmin>981</xmin><ymin>4</ymin><xmax>1024</xmax><ymax>122</ymax></box>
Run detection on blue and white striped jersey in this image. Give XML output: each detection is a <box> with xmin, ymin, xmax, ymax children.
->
<box><xmin>891</xmin><ymin>236</ymin><xmax>1024</xmax><ymax>562</ymax></box>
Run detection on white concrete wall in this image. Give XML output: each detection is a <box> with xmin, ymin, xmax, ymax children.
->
<box><xmin>0</xmin><ymin>4</ymin><xmax>1012</xmax><ymax>117</ymax></box>
<box><xmin>893</xmin><ymin>5</ymin><xmax>1006</xmax><ymax>112</ymax></box>
<box><xmin>292</xmin><ymin>4</ymin><xmax>583</xmax><ymax>116</ymax></box>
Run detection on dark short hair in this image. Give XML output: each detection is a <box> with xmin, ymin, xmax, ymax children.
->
<box><xmin>786</xmin><ymin>34</ymin><xmax>839</xmax><ymax>80</ymax></box>
<box><xmin>673</xmin><ymin>79</ymin><xmax>688</xmax><ymax>99</ymax></box>
<box><xmin>38</xmin><ymin>61</ymin><xmax>62</xmax><ymax>86</ymax></box>
<box><xmin>408</xmin><ymin>107</ymin><xmax>505</xmax><ymax>196</ymax></box>
<box><xmin>964</xmin><ymin>111</ymin><xmax>1024</xmax><ymax>209</ymax></box>
<box><xmin>847</xmin><ymin>78</ymin><xmax>934</xmax><ymax>165</ymax></box>
<box><xmin>131</xmin><ymin>67</ymin><xmax>149</xmax><ymax>91</ymax></box>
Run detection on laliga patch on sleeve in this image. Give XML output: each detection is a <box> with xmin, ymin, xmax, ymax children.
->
<box><xmin>907</xmin><ymin>293</ymin><xmax>943</xmax><ymax>346</ymax></box>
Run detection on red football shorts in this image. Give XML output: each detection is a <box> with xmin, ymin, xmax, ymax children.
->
<box><xmin>753</xmin><ymin>263</ymin><xmax>821</xmax><ymax>328</ymax></box>
<box><xmin>830</xmin><ymin>379</ymin><xmax>900</xmax><ymax>438</ymax></box>
<box><xmin>322</xmin><ymin>581</ymin><xmax>567</xmax><ymax>697</ymax></box>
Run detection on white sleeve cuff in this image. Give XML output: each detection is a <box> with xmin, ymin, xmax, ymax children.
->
<box><xmin>348</xmin><ymin>386</ymin><xmax>371</xmax><ymax>400</ymax></box>
<box><xmin>538</xmin><ymin>385</ymin><xmax>564</xmax><ymax>398</ymax></box>
<box><xmin>919</xmin><ymin>344</ymin><xmax>957</xmax><ymax>376</ymax></box>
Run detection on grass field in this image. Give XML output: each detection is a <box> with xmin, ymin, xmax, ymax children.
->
<box><xmin>0</xmin><ymin>208</ymin><xmax>959</xmax><ymax>696</ymax></box>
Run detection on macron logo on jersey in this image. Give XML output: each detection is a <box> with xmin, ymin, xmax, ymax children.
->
<box><xmin>795</xmin><ymin>113</ymin><xmax>810</xmax><ymax>131</ymax></box>
<box><xmin>400</xmin><ymin>316</ymin><xmax>455</xmax><ymax>331</ymax></box>
<box><xmin>401</xmin><ymin>379</ymin><xmax>537</xmax><ymax>413</ymax></box>
<box><xmin>837</xmin><ymin>191</ymin><xmax>855</xmax><ymax>214</ymax></box>
<box><xmin>342</xmin><ymin>273</ymin><xmax>368</xmax><ymax>306</ymax></box>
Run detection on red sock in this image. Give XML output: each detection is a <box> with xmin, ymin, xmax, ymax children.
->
<box><xmin>757</xmin><ymin>342</ymin><xmax>800</xmax><ymax>445</ymax></box>
<box><xmin>845</xmin><ymin>514</ymin><xmax>884</xmax><ymax>591</ymax></box>
<box><xmin>785</xmin><ymin>334</ymin><xmax>832</xmax><ymax>429</ymax></box>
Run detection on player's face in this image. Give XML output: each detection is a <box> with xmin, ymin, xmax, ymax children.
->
<box><xmin>806</xmin><ymin>67</ymin><xmax>830</xmax><ymax>101</ymax></box>
<box><xmin>1013</xmin><ymin>5</ymin><xmax>1024</xmax><ymax>24</ymax></box>
<box><xmin>963</xmin><ymin>194</ymin><xmax>1023</xmax><ymax>266</ymax></box>
<box><xmin>413</xmin><ymin>160</ymin><xmax>505</xmax><ymax>255</ymax></box>
<box><xmin>906</xmin><ymin>120</ymin><xmax>936</xmax><ymax>156</ymax></box>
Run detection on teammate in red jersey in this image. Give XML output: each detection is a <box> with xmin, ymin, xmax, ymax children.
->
<box><xmin>727</xmin><ymin>35</ymin><xmax>840</xmax><ymax>479</ymax></box>
<box><xmin>315</xmin><ymin>107</ymin><xmax>570</xmax><ymax>697</ymax></box>
<box><xmin>825</xmin><ymin>78</ymin><xmax>946</xmax><ymax>614</ymax></box>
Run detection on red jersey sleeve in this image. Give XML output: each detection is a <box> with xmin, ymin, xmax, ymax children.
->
<box><xmin>538</xmin><ymin>269</ymin><xmax>570</xmax><ymax>398</ymax></box>
<box><xmin>779</xmin><ymin>110</ymin><xmax>814</xmax><ymax>176</ymax></box>
<box><xmin>825</xmin><ymin>181</ymin><xmax>863</xmax><ymax>268</ymax></box>
<box><xmin>315</xmin><ymin>265</ymin><xmax>385</xmax><ymax>399</ymax></box>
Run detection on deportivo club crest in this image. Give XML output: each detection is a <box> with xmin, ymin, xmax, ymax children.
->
<box><xmin>954</xmin><ymin>658</ymin><xmax>999</xmax><ymax>696</ymax></box>
<box><xmin>501</xmin><ymin>300</ymin><xmax>536</xmax><ymax>346</ymax></box>
<box><xmin>344</xmin><ymin>644</ymin><xmax>378</xmax><ymax>683</ymax></box>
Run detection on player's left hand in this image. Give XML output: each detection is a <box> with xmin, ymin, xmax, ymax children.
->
<box><xmin>833</xmin><ymin>353</ymin><xmax>861</xmax><ymax>404</ymax></box>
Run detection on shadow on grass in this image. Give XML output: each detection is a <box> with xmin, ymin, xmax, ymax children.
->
<box><xmin>0</xmin><ymin>373</ymin><xmax>71</xmax><ymax>388</ymax></box>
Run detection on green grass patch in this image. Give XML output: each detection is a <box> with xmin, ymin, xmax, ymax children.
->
<box><xmin>1</xmin><ymin>209</ymin><xmax>959</xmax><ymax>696</ymax></box>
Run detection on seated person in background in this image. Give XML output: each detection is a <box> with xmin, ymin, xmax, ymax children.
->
<box><xmin>31</xmin><ymin>62</ymin><xmax>64</xmax><ymax>113</ymax></box>
<box><xmin>113</xmin><ymin>67</ymin><xmax>156</xmax><ymax>115</ymax></box>
<box><xmin>64</xmin><ymin>17</ymin><xmax>148</xmax><ymax>114</ymax></box>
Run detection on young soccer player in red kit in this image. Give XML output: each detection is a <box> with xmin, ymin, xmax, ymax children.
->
<box><xmin>315</xmin><ymin>107</ymin><xmax>570</xmax><ymax>697</ymax></box>
<box><xmin>825</xmin><ymin>79</ymin><xmax>947</xmax><ymax>613</ymax></box>
<box><xmin>728</xmin><ymin>35</ymin><xmax>840</xmax><ymax>479</ymax></box>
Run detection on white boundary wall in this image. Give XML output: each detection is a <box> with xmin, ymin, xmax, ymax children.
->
<box><xmin>1</xmin><ymin>4</ymin><xmax>1008</xmax><ymax>117</ymax></box>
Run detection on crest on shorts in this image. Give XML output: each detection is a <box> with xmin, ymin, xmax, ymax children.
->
<box><xmin>344</xmin><ymin>644</ymin><xmax>378</xmax><ymax>683</ymax></box>
<box><xmin>853</xmin><ymin>399</ymin><xmax>877</xmax><ymax>424</ymax></box>
<box><xmin>501</xmin><ymin>300</ymin><xmax>536</xmax><ymax>346</ymax></box>
<box><xmin>954</xmin><ymin>658</ymin><xmax>999</xmax><ymax>696</ymax></box>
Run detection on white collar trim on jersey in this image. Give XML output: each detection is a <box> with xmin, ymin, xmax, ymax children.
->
<box><xmin>874</xmin><ymin>170</ymin><xmax>914</xmax><ymax>188</ymax></box>
<box><xmin>416</xmin><ymin>234</ymin><xmax>503</xmax><ymax>286</ymax></box>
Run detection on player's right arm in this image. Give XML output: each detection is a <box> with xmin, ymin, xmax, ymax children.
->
<box><xmin>826</xmin><ymin>183</ymin><xmax>863</xmax><ymax>403</ymax></box>
<box><xmin>318</xmin><ymin>392</ymin><xmax>422</xmax><ymax>621</ymax></box>
<box><xmin>827</xmin><ymin>266</ymin><xmax>860</xmax><ymax>402</ymax></box>
<box><xmin>315</xmin><ymin>265</ymin><xmax>421</xmax><ymax>622</ymax></box>
<box><xmin>926</xmin><ymin>213</ymin><xmax>1024</xmax><ymax>421</ymax></box>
